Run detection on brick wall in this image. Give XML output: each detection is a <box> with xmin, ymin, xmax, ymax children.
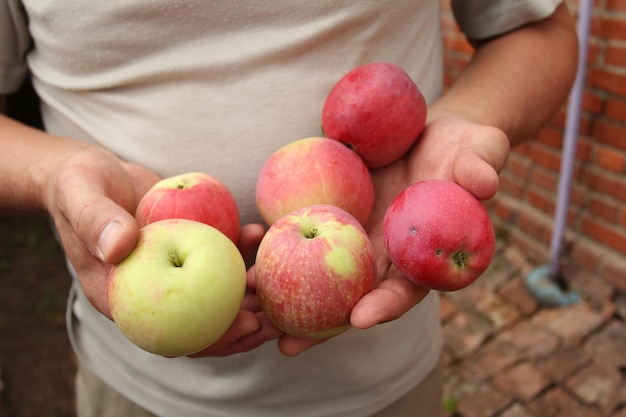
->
<box><xmin>441</xmin><ymin>0</ymin><xmax>626</xmax><ymax>288</ymax></box>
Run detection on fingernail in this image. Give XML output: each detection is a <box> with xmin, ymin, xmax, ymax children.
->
<box><xmin>97</xmin><ymin>221</ymin><xmax>124</xmax><ymax>262</ymax></box>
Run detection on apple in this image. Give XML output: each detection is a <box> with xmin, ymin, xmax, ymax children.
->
<box><xmin>135</xmin><ymin>172</ymin><xmax>240</xmax><ymax>244</ymax></box>
<box><xmin>107</xmin><ymin>218</ymin><xmax>247</xmax><ymax>356</ymax></box>
<box><xmin>255</xmin><ymin>204</ymin><xmax>376</xmax><ymax>338</ymax></box>
<box><xmin>321</xmin><ymin>61</ymin><xmax>427</xmax><ymax>168</ymax></box>
<box><xmin>256</xmin><ymin>137</ymin><xmax>374</xmax><ymax>226</ymax></box>
<box><xmin>383</xmin><ymin>180</ymin><xmax>495</xmax><ymax>291</ymax></box>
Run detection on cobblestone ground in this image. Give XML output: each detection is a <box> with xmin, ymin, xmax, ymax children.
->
<box><xmin>441</xmin><ymin>241</ymin><xmax>626</xmax><ymax>417</ymax></box>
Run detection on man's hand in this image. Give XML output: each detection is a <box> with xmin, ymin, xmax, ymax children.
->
<box><xmin>43</xmin><ymin>144</ymin><xmax>160</xmax><ymax>317</ymax></box>
<box><xmin>269</xmin><ymin>116</ymin><xmax>510</xmax><ymax>355</ymax></box>
<box><xmin>40</xmin><ymin>144</ymin><xmax>285</xmax><ymax>357</ymax></box>
<box><xmin>350</xmin><ymin>115</ymin><xmax>510</xmax><ymax>329</ymax></box>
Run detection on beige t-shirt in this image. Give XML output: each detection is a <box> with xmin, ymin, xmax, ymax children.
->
<box><xmin>1</xmin><ymin>1</ymin><xmax>561</xmax><ymax>416</ymax></box>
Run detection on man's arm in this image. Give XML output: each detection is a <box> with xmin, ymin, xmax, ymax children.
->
<box><xmin>0</xmin><ymin>108</ymin><xmax>283</xmax><ymax>356</ymax></box>
<box><xmin>431</xmin><ymin>3</ymin><xmax>578</xmax><ymax>146</ymax></box>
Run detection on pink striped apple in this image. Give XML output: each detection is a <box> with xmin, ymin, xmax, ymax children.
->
<box><xmin>255</xmin><ymin>137</ymin><xmax>374</xmax><ymax>227</ymax></box>
<box><xmin>255</xmin><ymin>204</ymin><xmax>376</xmax><ymax>338</ymax></box>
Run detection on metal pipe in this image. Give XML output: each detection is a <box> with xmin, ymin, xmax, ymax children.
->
<box><xmin>548</xmin><ymin>0</ymin><xmax>594</xmax><ymax>283</ymax></box>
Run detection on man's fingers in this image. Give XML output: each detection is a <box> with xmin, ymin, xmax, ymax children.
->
<box><xmin>52</xmin><ymin>163</ymin><xmax>140</xmax><ymax>264</ymax></box>
<box><xmin>452</xmin><ymin>130</ymin><xmax>510</xmax><ymax>201</ymax></box>
<box><xmin>239</xmin><ymin>223</ymin><xmax>266</xmax><ymax>267</ymax></box>
<box><xmin>189</xmin><ymin>310</ymin><xmax>261</xmax><ymax>357</ymax></box>
<box><xmin>189</xmin><ymin>311</ymin><xmax>284</xmax><ymax>357</ymax></box>
<box><xmin>350</xmin><ymin>273</ymin><xmax>430</xmax><ymax>329</ymax></box>
<box><xmin>278</xmin><ymin>335</ymin><xmax>329</xmax><ymax>357</ymax></box>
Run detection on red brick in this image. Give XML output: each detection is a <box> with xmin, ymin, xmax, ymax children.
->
<box><xmin>581</xmin><ymin>216</ymin><xmax>626</xmax><ymax>253</ymax></box>
<box><xmin>457</xmin><ymin>383</ymin><xmax>512</xmax><ymax>417</ymax></box>
<box><xmin>527</xmin><ymin>189</ymin><xmax>555</xmax><ymax>214</ymax></box>
<box><xmin>512</xmin><ymin>142</ymin><xmax>532</xmax><ymax>157</ymax></box>
<box><xmin>608</xmin><ymin>0</ymin><xmax>626</xmax><ymax>12</ymax></box>
<box><xmin>509</xmin><ymin>230</ymin><xmax>549</xmax><ymax>264</ymax></box>
<box><xmin>491</xmin><ymin>198</ymin><xmax>517</xmax><ymax>223</ymax></box>
<box><xmin>499</xmin><ymin>404</ymin><xmax>535</xmax><ymax>417</ymax></box>
<box><xmin>498</xmin><ymin>276</ymin><xmax>539</xmax><ymax>316</ymax></box>
<box><xmin>595</xmin><ymin>145</ymin><xmax>626</xmax><ymax>173</ymax></box>
<box><xmin>517</xmin><ymin>210</ymin><xmax>551</xmax><ymax>243</ymax></box>
<box><xmin>443</xmin><ymin>311</ymin><xmax>495</xmax><ymax>359</ymax></box>
<box><xmin>584</xmin><ymin>169</ymin><xmax>626</xmax><ymax>202</ymax></box>
<box><xmin>536</xmin><ymin>126</ymin><xmax>564</xmax><ymax>149</ymax></box>
<box><xmin>504</xmin><ymin>155</ymin><xmax>531</xmax><ymax>180</ymax></box>
<box><xmin>532</xmin><ymin>303</ymin><xmax>605</xmax><ymax>345</ymax></box>
<box><xmin>541</xmin><ymin>346</ymin><xmax>592</xmax><ymax>382</ymax></box>
<box><xmin>576</xmin><ymin>137</ymin><xmax>593</xmax><ymax>162</ymax></box>
<box><xmin>443</xmin><ymin>36</ymin><xmax>475</xmax><ymax>54</ymax></box>
<box><xmin>570</xmin><ymin>182</ymin><xmax>587</xmax><ymax>206</ymax></box>
<box><xmin>570</xmin><ymin>237</ymin><xmax>605</xmax><ymax>274</ymax></box>
<box><xmin>493</xmin><ymin>362</ymin><xmax>552</xmax><ymax>401</ymax></box>
<box><xmin>588</xmin><ymin>68</ymin><xmax>626</xmax><ymax>96</ymax></box>
<box><xmin>592</xmin><ymin>119</ymin><xmax>626</xmax><ymax>151</ymax></box>
<box><xmin>601</xmin><ymin>254</ymin><xmax>626</xmax><ymax>291</ymax></box>
<box><xmin>528</xmin><ymin>143</ymin><xmax>562</xmax><ymax>171</ymax></box>
<box><xmin>530</xmin><ymin>168</ymin><xmax>558</xmax><ymax>192</ymax></box>
<box><xmin>606</xmin><ymin>97</ymin><xmax>626</xmax><ymax>123</ymax></box>
<box><xmin>606</xmin><ymin>44</ymin><xmax>626</xmax><ymax>66</ymax></box>
<box><xmin>529</xmin><ymin>387</ymin><xmax>602</xmax><ymax>417</ymax></box>
<box><xmin>564</xmin><ymin>360</ymin><xmax>623</xmax><ymax>412</ymax></box>
<box><xmin>594</xmin><ymin>16</ymin><xmax>626</xmax><ymax>40</ymax></box>
<box><xmin>499</xmin><ymin>174</ymin><xmax>526</xmax><ymax>199</ymax></box>
<box><xmin>588</xmin><ymin>195</ymin><xmax>621</xmax><ymax>222</ymax></box>
<box><xmin>584</xmin><ymin>319</ymin><xmax>626</xmax><ymax>369</ymax></box>
<box><xmin>496</xmin><ymin>321</ymin><xmax>560</xmax><ymax>360</ymax></box>
<box><xmin>582</xmin><ymin>90</ymin><xmax>604</xmax><ymax>114</ymax></box>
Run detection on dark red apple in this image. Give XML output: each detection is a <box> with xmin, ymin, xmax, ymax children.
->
<box><xmin>383</xmin><ymin>180</ymin><xmax>495</xmax><ymax>291</ymax></box>
<box><xmin>321</xmin><ymin>62</ymin><xmax>427</xmax><ymax>168</ymax></box>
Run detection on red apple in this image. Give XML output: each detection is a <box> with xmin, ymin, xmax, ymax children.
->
<box><xmin>255</xmin><ymin>137</ymin><xmax>374</xmax><ymax>226</ymax></box>
<box><xmin>255</xmin><ymin>204</ymin><xmax>376</xmax><ymax>338</ymax></box>
<box><xmin>321</xmin><ymin>61</ymin><xmax>427</xmax><ymax>168</ymax></box>
<box><xmin>383</xmin><ymin>180</ymin><xmax>495</xmax><ymax>291</ymax></box>
<box><xmin>136</xmin><ymin>172</ymin><xmax>240</xmax><ymax>244</ymax></box>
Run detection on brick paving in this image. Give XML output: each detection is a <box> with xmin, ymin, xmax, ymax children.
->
<box><xmin>441</xmin><ymin>242</ymin><xmax>626</xmax><ymax>417</ymax></box>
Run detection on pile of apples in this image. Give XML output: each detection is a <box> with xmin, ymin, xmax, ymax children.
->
<box><xmin>107</xmin><ymin>62</ymin><xmax>495</xmax><ymax>356</ymax></box>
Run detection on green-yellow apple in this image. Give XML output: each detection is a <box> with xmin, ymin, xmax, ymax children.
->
<box><xmin>107</xmin><ymin>218</ymin><xmax>247</xmax><ymax>356</ymax></box>
<box><xmin>255</xmin><ymin>204</ymin><xmax>376</xmax><ymax>338</ymax></box>
<box><xmin>255</xmin><ymin>137</ymin><xmax>374</xmax><ymax>227</ymax></box>
<box><xmin>383</xmin><ymin>180</ymin><xmax>495</xmax><ymax>291</ymax></box>
<box><xmin>135</xmin><ymin>172</ymin><xmax>240</xmax><ymax>244</ymax></box>
<box><xmin>321</xmin><ymin>62</ymin><xmax>427</xmax><ymax>168</ymax></box>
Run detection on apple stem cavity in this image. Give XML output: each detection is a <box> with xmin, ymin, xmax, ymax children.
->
<box><xmin>453</xmin><ymin>251</ymin><xmax>468</xmax><ymax>269</ymax></box>
<box><xmin>168</xmin><ymin>249</ymin><xmax>183</xmax><ymax>267</ymax></box>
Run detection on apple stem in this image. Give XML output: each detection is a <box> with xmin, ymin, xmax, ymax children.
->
<box><xmin>168</xmin><ymin>249</ymin><xmax>183</xmax><ymax>267</ymax></box>
<box><xmin>305</xmin><ymin>227</ymin><xmax>319</xmax><ymax>239</ymax></box>
<box><xmin>453</xmin><ymin>251</ymin><xmax>468</xmax><ymax>269</ymax></box>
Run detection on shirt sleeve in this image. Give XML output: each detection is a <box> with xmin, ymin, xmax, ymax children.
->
<box><xmin>451</xmin><ymin>0</ymin><xmax>563</xmax><ymax>41</ymax></box>
<box><xmin>0</xmin><ymin>0</ymin><xmax>32</xmax><ymax>94</ymax></box>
